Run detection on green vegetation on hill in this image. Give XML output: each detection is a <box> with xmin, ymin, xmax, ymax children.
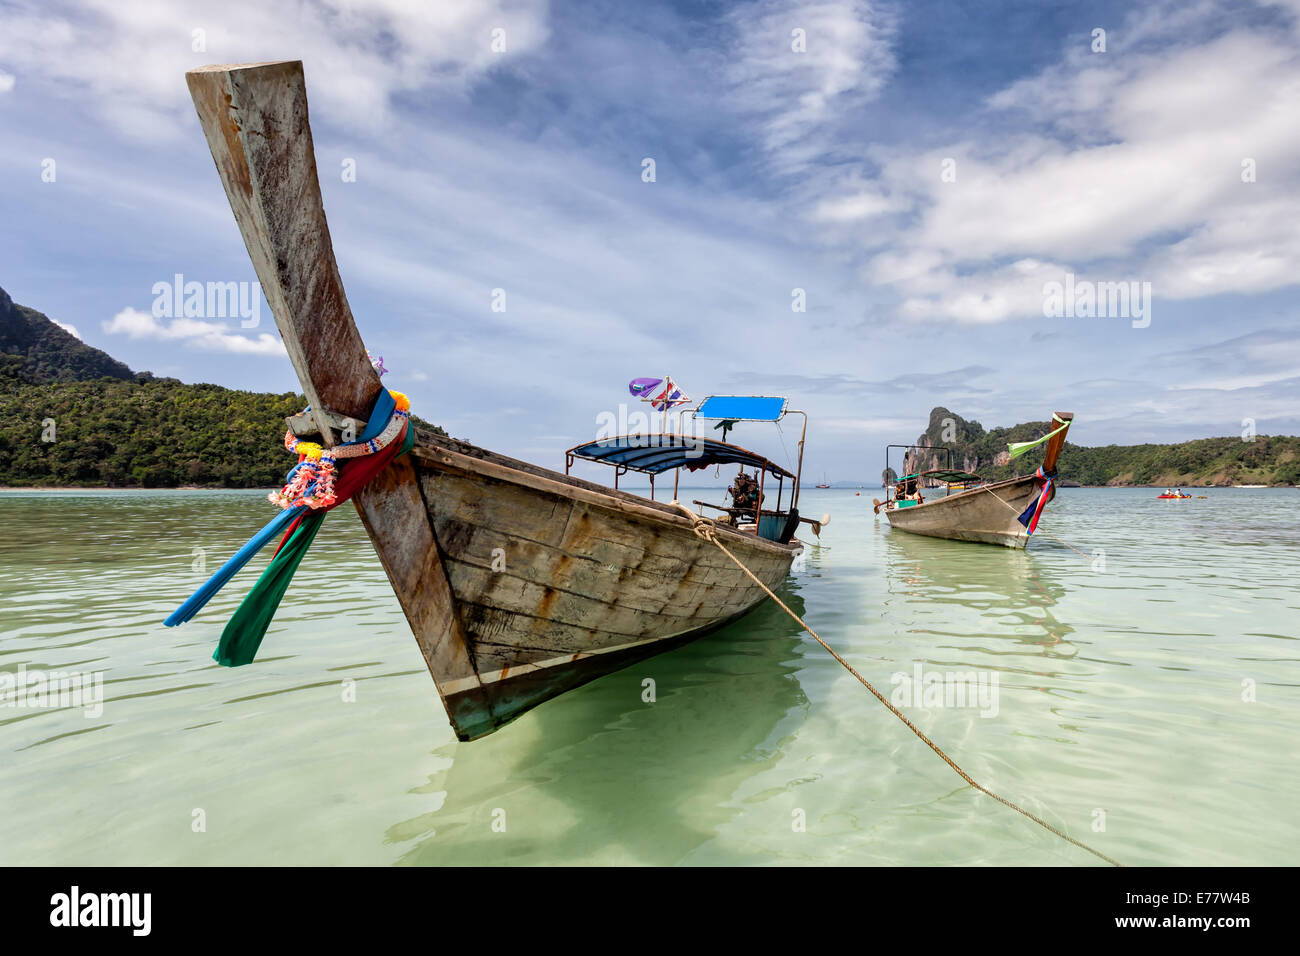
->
<box><xmin>0</xmin><ymin>286</ymin><xmax>134</xmax><ymax>384</ymax></box>
<box><xmin>0</xmin><ymin>368</ymin><xmax>446</xmax><ymax>489</ymax></box>
<box><xmin>0</xmin><ymin>286</ymin><xmax>444</xmax><ymax>488</ymax></box>
<box><xmin>908</xmin><ymin>407</ymin><xmax>1300</xmax><ymax>487</ymax></box>
<box><xmin>4</xmin><ymin>286</ymin><xmax>1295</xmax><ymax>490</ymax></box>
<box><xmin>0</xmin><ymin>375</ymin><xmax>309</xmax><ymax>487</ymax></box>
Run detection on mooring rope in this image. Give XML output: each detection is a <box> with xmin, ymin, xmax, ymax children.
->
<box><xmin>671</xmin><ymin>502</ymin><xmax>1121</xmax><ymax>867</ymax></box>
<box><xmin>983</xmin><ymin>487</ymin><xmax>1094</xmax><ymax>562</ymax></box>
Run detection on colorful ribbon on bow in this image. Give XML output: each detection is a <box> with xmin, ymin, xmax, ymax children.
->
<box><xmin>164</xmin><ymin>388</ymin><xmax>413</xmax><ymax>666</ymax></box>
<box><xmin>1007</xmin><ymin>413</ymin><xmax>1071</xmax><ymax>460</ymax></box>
<box><xmin>1016</xmin><ymin>465</ymin><xmax>1054</xmax><ymax>535</ymax></box>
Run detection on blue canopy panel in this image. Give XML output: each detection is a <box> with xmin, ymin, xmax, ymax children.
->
<box><xmin>567</xmin><ymin>435</ymin><xmax>795</xmax><ymax>479</ymax></box>
<box><xmin>694</xmin><ymin>395</ymin><xmax>788</xmax><ymax>422</ymax></box>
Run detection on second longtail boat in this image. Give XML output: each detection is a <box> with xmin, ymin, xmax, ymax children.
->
<box><xmin>874</xmin><ymin>412</ymin><xmax>1074</xmax><ymax>548</ymax></box>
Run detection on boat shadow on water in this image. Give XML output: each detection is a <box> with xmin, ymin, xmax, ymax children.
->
<box><xmin>385</xmin><ymin>587</ymin><xmax>811</xmax><ymax>865</ymax></box>
<box><xmin>881</xmin><ymin>526</ymin><xmax>1077</xmax><ymax>655</ymax></box>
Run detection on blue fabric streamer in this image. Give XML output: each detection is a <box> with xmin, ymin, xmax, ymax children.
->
<box><xmin>357</xmin><ymin>390</ymin><xmax>395</xmax><ymax>442</ymax></box>
<box><xmin>162</xmin><ymin>388</ymin><xmax>398</xmax><ymax>628</ymax></box>
<box><xmin>164</xmin><ymin>506</ymin><xmax>305</xmax><ymax>626</ymax></box>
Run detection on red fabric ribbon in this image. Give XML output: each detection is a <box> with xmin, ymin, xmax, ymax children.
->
<box><xmin>272</xmin><ymin>421</ymin><xmax>409</xmax><ymax>554</ymax></box>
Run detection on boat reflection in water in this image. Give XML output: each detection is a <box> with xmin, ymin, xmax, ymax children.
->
<box><xmin>881</xmin><ymin>527</ymin><xmax>1076</xmax><ymax>654</ymax></box>
<box><xmin>386</xmin><ymin>588</ymin><xmax>811</xmax><ymax>866</ymax></box>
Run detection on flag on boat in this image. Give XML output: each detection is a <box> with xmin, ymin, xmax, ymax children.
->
<box><xmin>645</xmin><ymin>376</ymin><xmax>690</xmax><ymax>411</ymax></box>
<box><xmin>628</xmin><ymin>377</ymin><xmax>662</xmax><ymax>397</ymax></box>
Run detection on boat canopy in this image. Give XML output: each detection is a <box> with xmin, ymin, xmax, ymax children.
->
<box><xmin>694</xmin><ymin>395</ymin><xmax>788</xmax><ymax>422</ymax></box>
<box><xmin>567</xmin><ymin>434</ymin><xmax>795</xmax><ymax>478</ymax></box>
<box><xmin>901</xmin><ymin>469</ymin><xmax>984</xmax><ymax>484</ymax></box>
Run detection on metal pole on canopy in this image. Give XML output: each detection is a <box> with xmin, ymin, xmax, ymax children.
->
<box><xmin>788</xmin><ymin>410</ymin><xmax>808</xmax><ymax>509</ymax></box>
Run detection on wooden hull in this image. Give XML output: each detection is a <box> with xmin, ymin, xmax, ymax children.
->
<box><xmin>884</xmin><ymin>475</ymin><xmax>1050</xmax><ymax>548</ymax></box>
<box><xmin>184</xmin><ymin>61</ymin><xmax>800</xmax><ymax>741</ymax></box>
<box><xmin>368</xmin><ymin>428</ymin><xmax>799</xmax><ymax>740</ymax></box>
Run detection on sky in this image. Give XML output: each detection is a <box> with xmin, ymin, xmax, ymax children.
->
<box><xmin>1</xmin><ymin>0</ymin><xmax>1298</xmax><ymax>485</ymax></box>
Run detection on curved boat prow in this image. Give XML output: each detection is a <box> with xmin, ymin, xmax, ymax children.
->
<box><xmin>880</xmin><ymin>410</ymin><xmax>1076</xmax><ymax>548</ymax></box>
<box><xmin>1041</xmin><ymin>411</ymin><xmax>1074</xmax><ymax>474</ymax></box>
<box><xmin>186</xmin><ymin>61</ymin><xmax>381</xmax><ymax>439</ymax></box>
<box><xmin>187</xmin><ymin>60</ymin><xmax>482</xmax><ymax>728</ymax></box>
<box><xmin>184</xmin><ymin>60</ymin><xmax>808</xmax><ymax>741</ymax></box>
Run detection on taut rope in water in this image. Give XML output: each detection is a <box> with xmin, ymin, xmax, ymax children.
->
<box><xmin>671</xmin><ymin>502</ymin><xmax>1121</xmax><ymax>867</ymax></box>
<box><xmin>984</xmin><ymin>487</ymin><xmax>1094</xmax><ymax>562</ymax></box>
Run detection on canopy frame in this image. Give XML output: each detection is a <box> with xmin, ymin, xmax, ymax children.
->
<box><xmin>566</xmin><ymin>434</ymin><xmax>794</xmax><ymax>479</ymax></box>
<box><xmin>884</xmin><ymin>443</ymin><xmax>955</xmax><ymax>505</ymax></box>
<box><xmin>673</xmin><ymin>396</ymin><xmax>808</xmax><ymax>508</ymax></box>
<box><xmin>566</xmin><ymin>394</ymin><xmax>809</xmax><ymax>541</ymax></box>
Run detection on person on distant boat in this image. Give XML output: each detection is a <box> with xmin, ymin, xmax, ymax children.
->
<box><xmin>895</xmin><ymin>475</ymin><xmax>924</xmax><ymax>504</ymax></box>
<box><xmin>728</xmin><ymin>470</ymin><xmax>764</xmax><ymax>513</ymax></box>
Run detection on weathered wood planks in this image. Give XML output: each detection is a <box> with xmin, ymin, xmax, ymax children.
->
<box><xmin>411</xmin><ymin>433</ymin><xmax>797</xmax><ymax>738</ymax></box>
<box><xmin>885</xmin><ymin>475</ymin><xmax>1046</xmax><ymax>548</ymax></box>
<box><xmin>187</xmin><ymin>60</ymin><xmax>802</xmax><ymax>742</ymax></box>
<box><xmin>185</xmin><ymin>62</ymin><xmax>380</xmax><ymax>436</ymax></box>
<box><xmin>187</xmin><ymin>60</ymin><xmax>484</xmax><ymax>719</ymax></box>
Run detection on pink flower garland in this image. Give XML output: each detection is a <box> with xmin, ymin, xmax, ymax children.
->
<box><xmin>270</xmin><ymin>391</ymin><xmax>410</xmax><ymax>511</ymax></box>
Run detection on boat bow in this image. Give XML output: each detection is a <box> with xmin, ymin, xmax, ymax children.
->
<box><xmin>184</xmin><ymin>61</ymin><xmax>806</xmax><ymax>739</ymax></box>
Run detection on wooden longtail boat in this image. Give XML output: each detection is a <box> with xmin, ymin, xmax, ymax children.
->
<box><xmin>874</xmin><ymin>412</ymin><xmax>1074</xmax><ymax>549</ymax></box>
<box><xmin>185</xmin><ymin>60</ymin><xmax>808</xmax><ymax>741</ymax></box>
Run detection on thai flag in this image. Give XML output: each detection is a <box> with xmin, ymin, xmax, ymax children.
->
<box><xmin>648</xmin><ymin>377</ymin><xmax>688</xmax><ymax>411</ymax></box>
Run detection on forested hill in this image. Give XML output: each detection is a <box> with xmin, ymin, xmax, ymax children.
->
<box><xmin>902</xmin><ymin>407</ymin><xmax>1300</xmax><ymax>487</ymax></box>
<box><xmin>0</xmin><ymin>286</ymin><xmax>134</xmax><ymax>384</ymax></box>
<box><xmin>0</xmin><ymin>287</ymin><xmax>443</xmax><ymax>488</ymax></box>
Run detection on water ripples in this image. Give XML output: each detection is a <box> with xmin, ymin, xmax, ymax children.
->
<box><xmin>0</xmin><ymin>487</ymin><xmax>1296</xmax><ymax>865</ymax></box>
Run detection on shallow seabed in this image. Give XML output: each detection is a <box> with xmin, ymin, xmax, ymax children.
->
<box><xmin>1</xmin><ymin>487</ymin><xmax>1295</xmax><ymax>865</ymax></box>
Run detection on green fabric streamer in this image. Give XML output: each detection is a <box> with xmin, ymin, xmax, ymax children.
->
<box><xmin>214</xmin><ymin>511</ymin><xmax>327</xmax><ymax>667</ymax></box>
<box><xmin>1007</xmin><ymin>415</ymin><xmax>1069</xmax><ymax>460</ymax></box>
<box><xmin>212</xmin><ymin>417</ymin><xmax>413</xmax><ymax>667</ymax></box>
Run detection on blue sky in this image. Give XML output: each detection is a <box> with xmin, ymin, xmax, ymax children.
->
<box><xmin>2</xmin><ymin>0</ymin><xmax>1298</xmax><ymax>484</ymax></box>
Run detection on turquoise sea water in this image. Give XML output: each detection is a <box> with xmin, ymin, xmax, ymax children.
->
<box><xmin>0</xmin><ymin>487</ymin><xmax>1296</xmax><ymax>865</ymax></box>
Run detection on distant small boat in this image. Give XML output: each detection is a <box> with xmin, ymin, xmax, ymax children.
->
<box><xmin>874</xmin><ymin>411</ymin><xmax>1074</xmax><ymax>549</ymax></box>
<box><xmin>1157</xmin><ymin>493</ymin><xmax>1193</xmax><ymax>499</ymax></box>
<box><xmin>815</xmin><ymin>473</ymin><xmax>830</xmax><ymax>489</ymax></box>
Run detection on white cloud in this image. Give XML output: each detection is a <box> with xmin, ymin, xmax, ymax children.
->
<box><xmin>0</xmin><ymin>71</ymin><xmax>14</xmax><ymax>93</ymax></box>
<box><xmin>811</xmin><ymin>188</ymin><xmax>900</xmax><ymax>222</ymax></box>
<box><xmin>103</xmin><ymin>307</ymin><xmax>286</xmax><ymax>355</ymax></box>
<box><xmin>0</xmin><ymin>0</ymin><xmax>549</xmax><ymax>138</ymax></box>
<box><xmin>894</xmin><ymin>258</ymin><xmax>1074</xmax><ymax>325</ymax></box>
<box><xmin>726</xmin><ymin>0</ymin><xmax>896</xmax><ymax>173</ymax></box>
<box><xmin>52</xmin><ymin>320</ymin><xmax>81</xmax><ymax>340</ymax></box>
<box><xmin>860</xmin><ymin>9</ymin><xmax>1300</xmax><ymax>320</ymax></box>
<box><xmin>1146</xmin><ymin>196</ymin><xmax>1300</xmax><ymax>298</ymax></box>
